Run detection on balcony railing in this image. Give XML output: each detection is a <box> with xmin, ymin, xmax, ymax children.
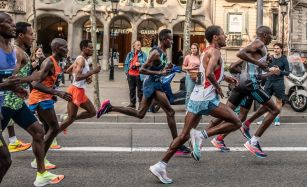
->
<box><xmin>226</xmin><ymin>33</ymin><xmax>243</xmax><ymax>47</ymax></box>
<box><xmin>0</xmin><ymin>0</ymin><xmax>25</xmax><ymax>13</ymax></box>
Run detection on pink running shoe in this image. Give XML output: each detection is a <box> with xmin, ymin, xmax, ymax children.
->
<box><xmin>97</xmin><ymin>99</ymin><xmax>112</xmax><ymax>118</ymax></box>
<box><xmin>211</xmin><ymin>138</ymin><xmax>230</xmax><ymax>152</ymax></box>
<box><xmin>244</xmin><ymin>140</ymin><xmax>267</xmax><ymax>158</ymax></box>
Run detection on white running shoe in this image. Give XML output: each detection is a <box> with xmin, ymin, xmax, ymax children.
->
<box><xmin>256</xmin><ymin>121</ymin><xmax>262</xmax><ymax>125</ymax></box>
<box><xmin>149</xmin><ymin>163</ymin><xmax>173</xmax><ymax>184</ymax></box>
<box><xmin>190</xmin><ymin>129</ymin><xmax>203</xmax><ymax>161</ymax></box>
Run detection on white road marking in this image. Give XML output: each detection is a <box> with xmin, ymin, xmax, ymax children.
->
<box><xmin>28</xmin><ymin>147</ymin><xmax>307</xmax><ymax>152</ymax></box>
<box><xmin>74</xmin><ymin>122</ymin><xmax>306</xmax><ymax>125</ymax></box>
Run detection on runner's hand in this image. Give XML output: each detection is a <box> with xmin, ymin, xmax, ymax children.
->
<box><xmin>57</xmin><ymin>91</ymin><xmax>72</xmax><ymax>102</ymax></box>
<box><xmin>93</xmin><ymin>64</ymin><xmax>101</xmax><ymax>74</ymax></box>
<box><xmin>216</xmin><ymin>86</ymin><xmax>224</xmax><ymax>98</ymax></box>
<box><xmin>160</xmin><ymin>69</ymin><xmax>171</xmax><ymax>76</ymax></box>
<box><xmin>258</xmin><ymin>62</ymin><xmax>268</xmax><ymax>70</ymax></box>
<box><xmin>2</xmin><ymin>76</ymin><xmax>22</xmax><ymax>90</ymax></box>
<box><xmin>224</xmin><ymin>76</ymin><xmax>238</xmax><ymax>84</ymax></box>
<box><xmin>86</xmin><ymin>76</ymin><xmax>93</xmax><ymax>84</ymax></box>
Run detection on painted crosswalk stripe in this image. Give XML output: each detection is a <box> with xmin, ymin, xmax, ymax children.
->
<box><xmin>27</xmin><ymin>147</ymin><xmax>307</xmax><ymax>152</ymax></box>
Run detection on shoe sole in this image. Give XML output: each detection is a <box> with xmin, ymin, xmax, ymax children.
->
<box><xmin>34</xmin><ymin>175</ymin><xmax>65</xmax><ymax>187</ymax></box>
<box><xmin>50</xmin><ymin>145</ymin><xmax>62</xmax><ymax>149</ymax></box>
<box><xmin>244</xmin><ymin>143</ymin><xmax>267</xmax><ymax>159</ymax></box>
<box><xmin>149</xmin><ymin>166</ymin><xmax>173</xmax><ymax>184</ymax></box>
<box><xmin>9</xmin><ymin>145</ymin><xmax>32</xmax><ymax>153</ymax></box>
<box><xmin>211</xmin><ymin>140</ymin><xmax>230</xmax><ymax>152</ymax></box>
<box><xmin>175</xmin><ymin>151</ymin><xmax>191</xmax><ymax>156</ymax></box>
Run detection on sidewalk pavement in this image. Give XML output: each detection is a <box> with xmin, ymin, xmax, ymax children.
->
<box><xmin>55</xmin><ymin>68</ymin><xmax>307</xmax><ymax>123</ymax></box>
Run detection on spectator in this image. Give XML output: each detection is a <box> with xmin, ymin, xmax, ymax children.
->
<box><xmin>182</xmin><ymin>43</ymin><xmax>200</xmax><ymax>107</ymax></box>
<box><xmin>124</xmin><ymin>40</ymin><xmax>147</xmax><ymax>109</ymax></box>
<box><xmin>264</xmin><ymin>43</ymin><xmax>289</xmax><ymax>126</ymax></box>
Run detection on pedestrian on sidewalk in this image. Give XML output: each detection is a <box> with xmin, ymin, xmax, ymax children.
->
<box><xmin>182</xmin><ymin>43</ymin><xmax>200</xmax><ymax>108</ymax></box>
<box><xmin>124</xmin><ymin>40</ymin><xmax>147</xmax><ymax>109</ymax></box>
<box><xmin>264</xmin><ymin>43</ymin><xmax>289</xmax><ymax>126</ymax></box>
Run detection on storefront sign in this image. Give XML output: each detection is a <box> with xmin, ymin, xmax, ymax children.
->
<box><xmin>85</xmin><ymin>28</ymin><xmax>103</xmax><ymax>33</ymax></box>
<box><xmin>139</xmin><ymin>30</ymin><xmax>158</xmax><ymax>35</ymax></box>
<box><xmin>228</xmin><ymin>14</ymin><xmax>243</xmax><ymax>33</ymax></box>
<box><xmin>111</xmin><ymin>28</ymin><xmax>132</xmax><ymax>34</ymax></box>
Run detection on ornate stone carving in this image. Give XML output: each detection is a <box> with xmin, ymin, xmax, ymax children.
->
<box><xmin>40</xmin><ymin>0</ymin><xmax>61</xmax><ymax>4</ymax></box>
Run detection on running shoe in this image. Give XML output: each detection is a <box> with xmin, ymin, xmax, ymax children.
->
<box><xmin>149</xmin><ymin>163</ymin><xmax>173</xmax><ymax>184</ymax></box>
<box><xmin>175</xmin><ymin>145</ymin><xmax>191</xmax><ymax>156</ymax></box>
<box><xmin>244</xmin><ymin>140</ymin><xmax>267</xmax><ymax>158</ymax></box>
<box><xmin>31</xmin><ymin>158</ymin><xmax>57</xmax><ymax>170</ymax></box>
<box><xmin>97</xmin><ymin>99</ymin><xmax>112</xmax><ymax>118</ymax></box>
<box><xmin>240</xmin><ymin>123</ymin><xmax>252</xmax><ymax>140</ymax></box>
<box><xmin>274</xmin><ymin>116</ymin><xmax>280</xmax><ymax>126</ymax></box>
<box><xmin>8</xmin><ymin>140</ymin><xmax>32</xmax><ymax>153</ymax></box>
<box><xmin>211</xmin><ymin>138</ymin><xmax>230</xmax><ymax>152</ymax></box>
<box><xmin>34</xmin><ymin>171</ymin><xmax>64</xmax><ymax>187</ymax></box>
<box><xmin>60</xmin><ymin>114</ymin><xmax>68</xmax><ymax>134</ymax></box>
<box><xmin>50</xmin><ymin>138</ymin><xmax>61</xmax><ymax>149</ymax></box>
<box><xmin>190</xmin><ymin>129</ymin><xmax>203</xmax><ymax>161</ymax></box>
<box><xmin>256</xmin><ymin>121</ymin><xmax>262</xmax><ymax>125</ymax></box>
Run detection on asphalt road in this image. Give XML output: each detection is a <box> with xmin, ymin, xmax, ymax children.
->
<box><xmin>2</xmin><ymin>120</ymin><xmax>307</xmax><ymax>187</ymax></box>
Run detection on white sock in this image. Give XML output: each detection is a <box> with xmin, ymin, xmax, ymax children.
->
<box><xmin>9</xmin><ymin>136</ymin><xmax>18</xmax><ymax>144</ymax></box>
<box><xmin>200</xmin><ymin>130</ymin><xmax>208</xmax><ymax>139</ymax></box>
<box><xmin>250</xmin><ymin>136</ymin><xmax>260</xmax><ymax>146</ymax></box>
<box><xmin>158</xmin><ymin>161</ymin><xmax>167</xmax><ymax>168</ymax></box>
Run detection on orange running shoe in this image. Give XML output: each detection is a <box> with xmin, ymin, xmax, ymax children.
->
<box><xmin>8</xmin><ymin>140</ymin><xmax>32</xmax><ymax>153</ymax></box>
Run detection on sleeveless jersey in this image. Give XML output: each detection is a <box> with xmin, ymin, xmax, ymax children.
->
<box><xmin>28</xmin><ymin>56</ymin><xmax>62</xmax><ymax>105</ymax></box>
<box><xmin>190</xmin><ymin>48</ymin><xmax>224</xmax><ymax>102</ymax></box>
<box><xmin>0</xmin><ymin>48</ymin><xmax>16</xmax><ymax>108</ymax></box>
<box><xmin>72</xmin><ymin>55</ymin><xmax>90</xmax><ymax>89</ymax></box>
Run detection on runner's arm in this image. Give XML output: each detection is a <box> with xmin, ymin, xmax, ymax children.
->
<box><xmin>237</xmin><ymin>41</ymin><xmax>268</xmax><ymax>70</ymax></box>
<box><xmin>229</xmin><ymin>59</ymin><xmax>244</xmax><ymax>74</ymax></box>
<box><xmin>65</xmin><ymin>63</ymin><xmax>74</xmax><ymax>74</ymax></box>
<box><xmin>205</xmin><ymin>49</ymin><xmax>221</xmax><ymax>89</ymax></box>
<box><xmin>31</xmin><ymin>59</ymin><xmax>60</xmax><ymax>95</ymax></box>
<box><xmin>140</xmin><ymin>50</ymin><xmax>167</xmax><ymax>76</ymax></box>
<box><xmin>74</xmin><ymin>57</ymin><xmax>100</xmax><ymax>81</ymax></box>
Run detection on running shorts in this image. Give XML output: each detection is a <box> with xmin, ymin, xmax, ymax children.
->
<box><xmin>1</xmin><ymin>102</ymin><xmax>37</xmax><ymax>131</ymax></box>
<box><xmin>67</xmin><ymin>85</ymin><xmax>88</xmax><ymax>107</ymax></box>
<box><xmin>187</xmin><ymin>96</ymin><xmax>220</xmax><ymax>115</ymax></box>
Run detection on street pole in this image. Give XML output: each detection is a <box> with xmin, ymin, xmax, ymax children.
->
<box><xmin>91</xmin><ymin>0</ymin><xmax>101</xmax><ymax>108</ymax></box>
<box><xmin>32</xmin><ymin>0</ymin><xmax>37</xmax><ymax>52</ymax></box>
<box><xmin>256</xmin><ymin>0</ymin><xmax>263</xmax><ymax>28</ymax></box>
<box><xmin>109</xmin><ymin>21</ymin><xmax>115</xmax><ymax>81</ymax></box>
<box><xmin>282</xmin><ymin>13</ymin><xmax>285</xmax><ymax>55</ymax></box>
<box><xmin>183</xmin><ymin>0</ymin><xmax>194</xmax><ymax>57</ymax></box>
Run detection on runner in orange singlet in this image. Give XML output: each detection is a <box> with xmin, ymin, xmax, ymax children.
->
<box><xmin>28</xmin><ymin>38</ymin><xmax>72</xmax><ymax>172</ymax></box>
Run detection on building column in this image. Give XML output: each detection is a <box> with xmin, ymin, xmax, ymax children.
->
<box><xmin>131</xmin><ymin>25</ymin><xmax>138</xmax><ymax>48</ymax></box>
<box><xmin>167</xmin><ymin>25</ymin><xmax>173</xmax><ymax>63</ymax></box>
<box><xmin>67</xmin><ymin>21</ymin><xmax>74</xmax><ymax>57</ymax></box>
<box><xmin>102</xmin><ymin>21</ymin><xmax>110</xmax><ymax>71</ymax></box>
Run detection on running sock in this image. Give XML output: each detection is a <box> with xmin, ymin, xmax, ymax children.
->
<box><xmin>9</xmin><ymin>136</ymin><xmax>18</xmax><ymax>144</ymax></box>
<box><xmin>200</xmin><ymin>130</ymin><xmax>208</xmax><ymax>139</ymax></box>
<box><xmin>159</xmin><ymin>161</ymin><xmax>167</xmax><ymax>168</ymax></box>
<box><xmin>250</xmin><ymin>136</ymin><xmax>260</xmax><ymax>146</ymax></box>
<box><xmin>244</xmin><ymin>120</ymin><xmax>251</xmax><ymax>128</ymax></box>
<box><xmin>37</xmin><ymin>171</ymin><xmax>48</xmax><ymax>176</ymax></box>
<box><xmin>216</xmin><ymin>134</ymin><xmax>224</xmax><ymax>141</ymax></box>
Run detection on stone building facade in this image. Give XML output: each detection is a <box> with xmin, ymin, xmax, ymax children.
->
<box><xmin>0</xmin><ymin>0</ymin><xmax>298</xmax><ymax>68</ymax></box>
<box><xmin>289</xmin><ymin>0</ymin><xmax>307</xmax><ymax>57</ymax></box>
